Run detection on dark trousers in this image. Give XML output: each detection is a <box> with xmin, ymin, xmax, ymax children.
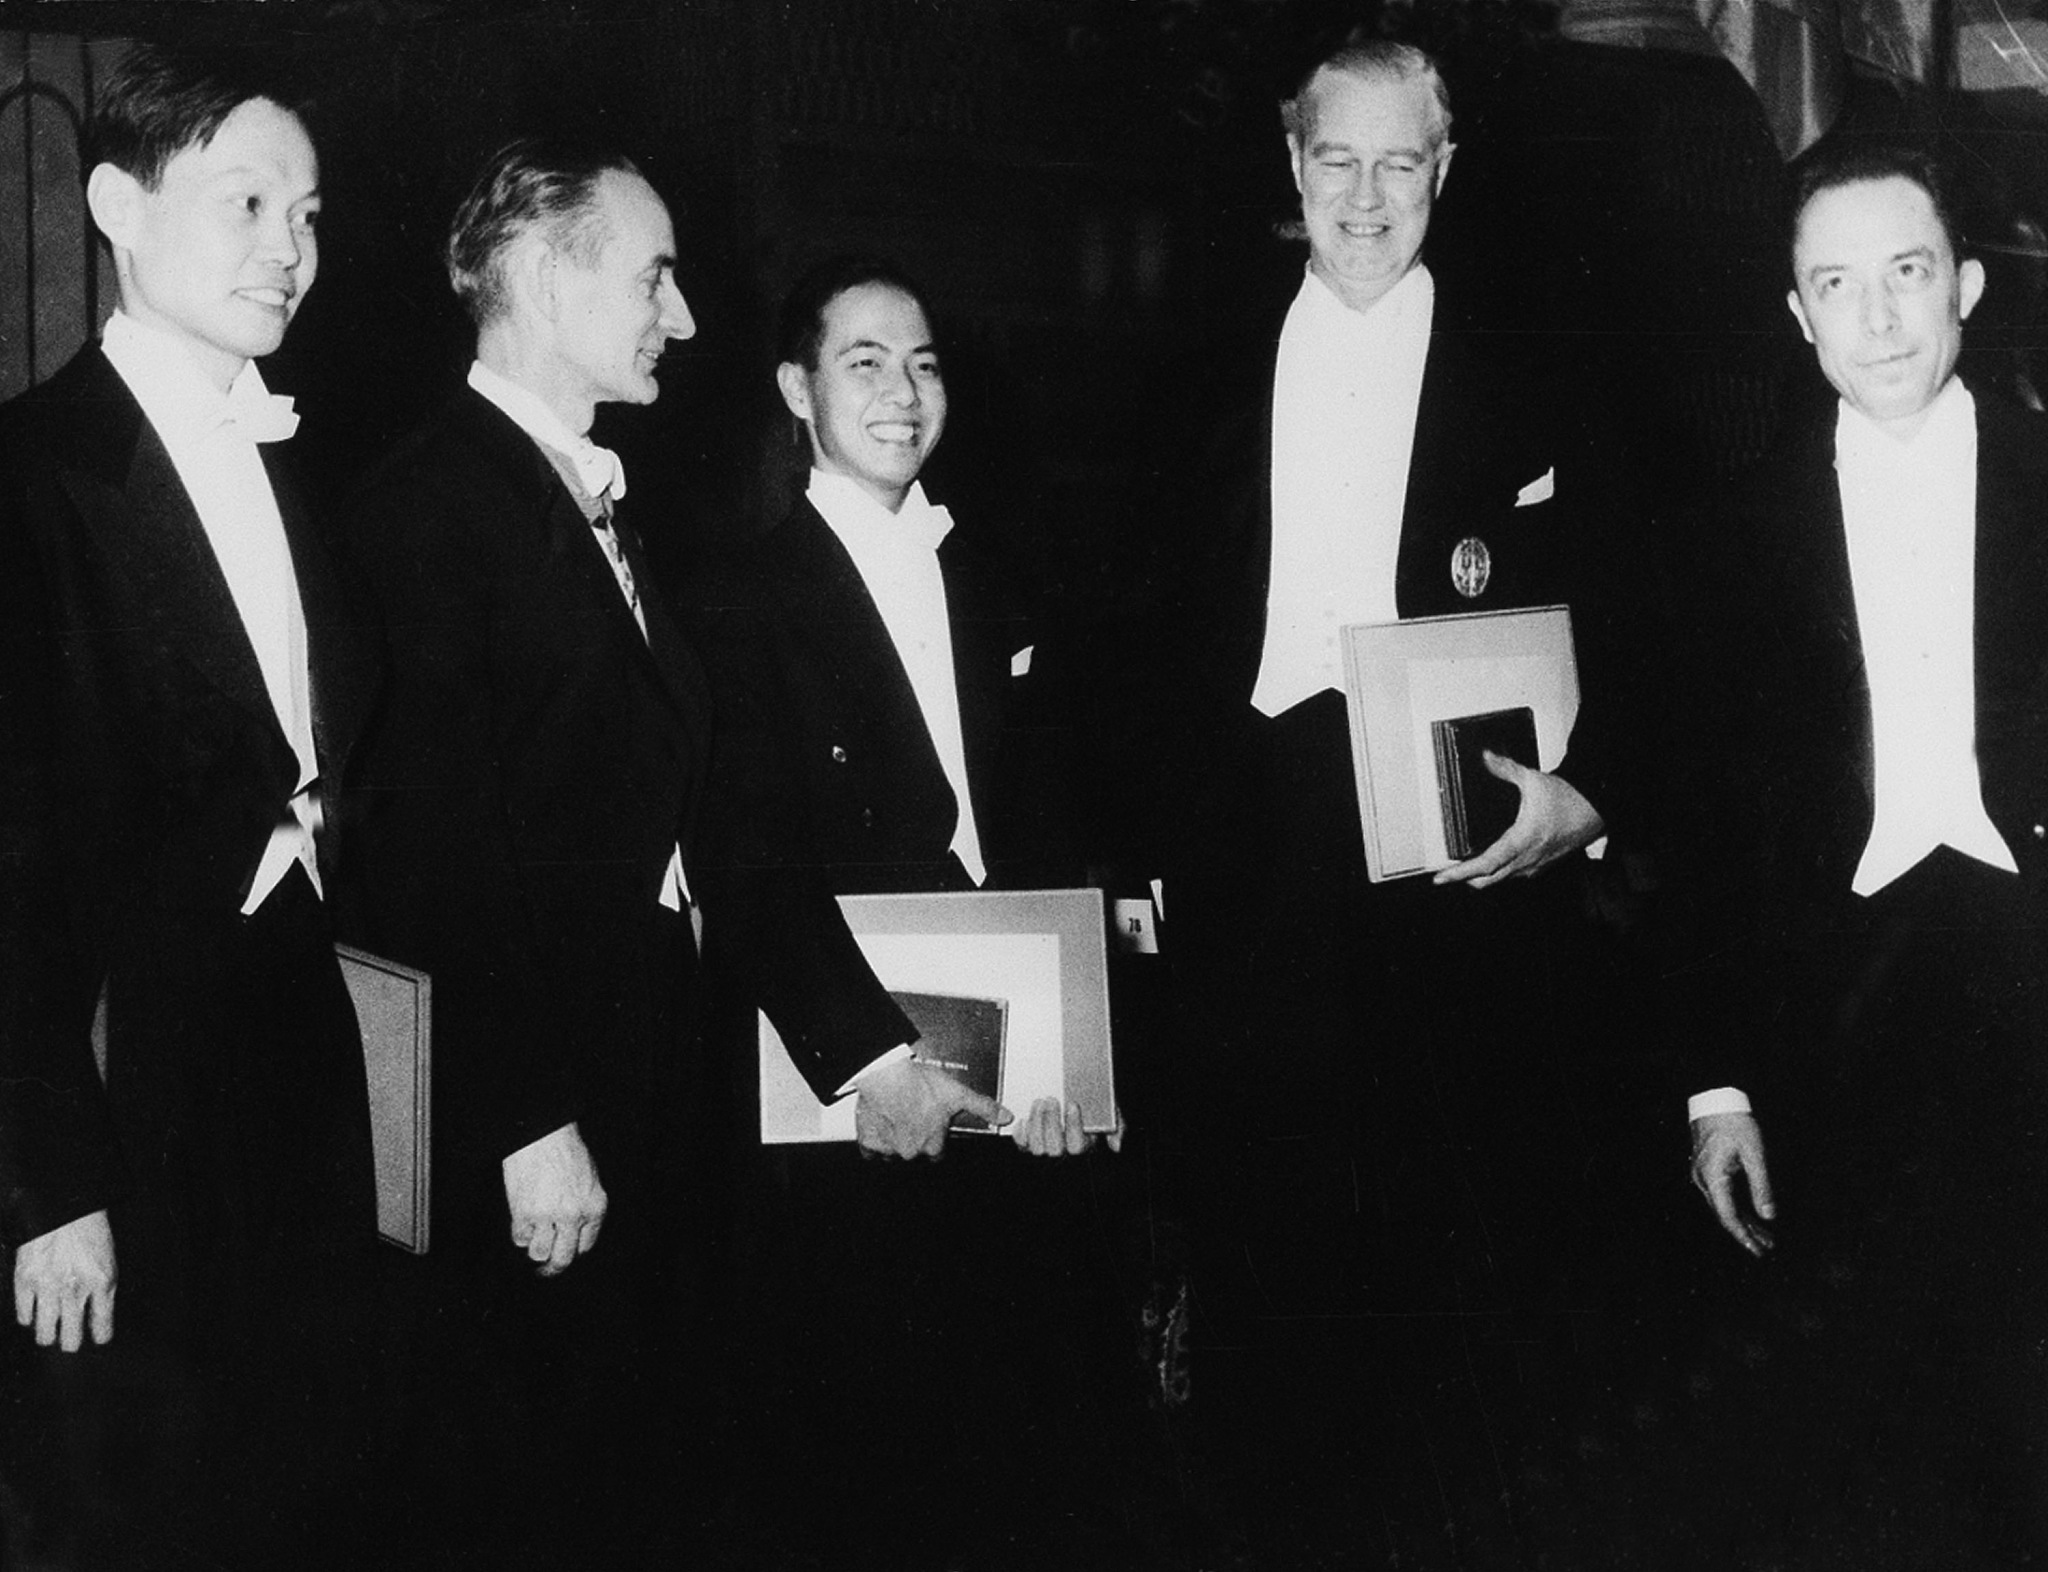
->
<box><xmin>702</xmin><ymin>1093</ymin><xmax>1156</xmax><ymax>1570</ymax></box>
<box><xmin>1699</xmin><ymin>848</ymin><xmax>2048</xmax><ymax>1568</ymax></box>
<box><xmin>1158</xmin><ymin>693</ymin><xmax>1607</xmax><ymax>1566</ymax></box>
<box><xmin>371</xmin><ymin>1195</ymin><xmax>688</xmax><ymax>1572</ymax></box>
<box><xmin>370</xmin><ymin>904</ymin><xmax>703</xmax><ymax>1572</ymax></box>
<box><xmin>1</xmin><ymin>866</ymin><xmax>382</xmax><ymax>1571</ymax></box>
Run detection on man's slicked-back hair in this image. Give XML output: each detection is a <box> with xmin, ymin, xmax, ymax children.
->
<box><xmin>87</xmin><ymin>40</ymin><xmax>307</xmax><ymax>191</ymax></box>
<box><xmin>776</xmin><ymin>254</ymin><xmax>935</xmax><ymax>372</ymax></box>
<box><xmin>445</xmin><ymin>136</ymin><xmax>643</xmax><ymax>329</ymax></box>
<box><xmin>1278</xmin><ymin>37</ymin><xmax>1453</xmax><ymax>151</ymax></box>
<box><xmin>1786</xmin><ymin>137</ymin><xmax>1969</xmax><ymax>281</ymax></box>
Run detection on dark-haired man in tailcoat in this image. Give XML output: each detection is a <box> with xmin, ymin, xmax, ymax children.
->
<box><xmin>0</xmin><ymin>42</ymin><xmax>380</xmax><ymax>1567</ymax></box>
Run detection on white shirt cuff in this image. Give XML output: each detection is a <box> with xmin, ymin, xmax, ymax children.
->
<box><xmin>835</xmin><ymin>1044</ymin><xmax>915</xmax><ymax>1100</ymax></box>
<box><xmin>1688</xmin><ymin>1086</ymin><xmax>1753</xmax><ymax>1121</ymax></box>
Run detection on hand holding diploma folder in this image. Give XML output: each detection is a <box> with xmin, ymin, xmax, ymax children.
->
<box><xmin>759</xmin><ymin>889</ymin><xmax>1118</xmax><ymax>1151</ymax></box>
<box><xmin>1433</xmin><ymin>706</ymin><xmax>1539</xmax><ymax>860</ymax></box>
<box><xmin>1341</xmin><ymin>606</ymin><xmax>1598</xmax><ymax>883</ymax></box>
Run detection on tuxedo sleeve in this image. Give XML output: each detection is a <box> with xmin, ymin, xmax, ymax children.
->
<box><xmin>1644</xmin><ymin>484</ymin><xmax>1783</xmax><ymax>1108</ymax></box>
<box><xmin>691</xmin><ymin>582</ymin><xmax>916</xmax><ymax>1102</ymax></box>
<box><xmin>1539</xmin><ymin>381</ymin><xmax>1642</xmax><ymax>834</ymax></box>
<box><xmin>0</xmin><ymin>456</ymin><xmax>124</xmax><ymax>1246</ymax></box>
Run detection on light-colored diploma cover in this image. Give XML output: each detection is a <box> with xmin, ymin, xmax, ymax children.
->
<box><xmin>758</xmin><ymin>888</ymin><xmax>1117</xmax><ymax>1145</ymax></box>
<box><xmin>1340</xmin><ymin>605</ymin><xmax>1580</xmax><ymax>882</ymax></box>
<box><xmin>336</xmin><ymin>944</ymin><xmax>432</xmax><ymax>1253</ymax></box>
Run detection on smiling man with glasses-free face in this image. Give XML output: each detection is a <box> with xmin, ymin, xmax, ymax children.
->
<box><xmin>87</xmin><ymin>93</ymin><xmax>321</xmax><ymax>390</ymax></box>
<box><xmin>1285</xmin><ymin>58</ymin><xmax>1453</xmax><ymax>315</ymax></box>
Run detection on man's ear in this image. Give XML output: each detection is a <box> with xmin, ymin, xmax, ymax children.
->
<box><xmin>1285</xmin><ymin>134</ymin><xmax>1306</xmax><ymax>198</ymax></box>
<box><xmin>514</xmin><ymin>237</ymin><xmax>561</xmax><ymax>325</ymax></box>
<box><xmin>1786</xmin><ymin>288</ymin><xmax>1815</xmax><ymax>345</ymax></box>
<box><xmin>85</xmin><ymin>163</ymin><xmax>143</xmax><ymax>252</ymax></box>
<box><xmin>775</xmin><ymin>360</ymin><xmax>813</xmax><ymax>424</ymax></box>
<box><xmin>1960</xmin><ymin>256</ymin><xmax>1986</xmax><ymax>323</ymax></box>
<box><xmin>1433</xmin><ymin>142</ymin><xmax>1456</xmax><ymax>200</ymax></box>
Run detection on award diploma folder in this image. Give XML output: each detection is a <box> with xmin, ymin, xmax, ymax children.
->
<box><xmin>1341</xmin><ymin>606</ymin><xmax>1579</xmax><ymax>882</ymax></box>
<box><xmin>336</xmin><ymin>945</ymin><xmax>432</xmax><ymax>1254</ymax></box>
<box><xmin>95</xmin><ymin>944</ymin><xmax>432</xmax><ymax>1253</ymax></box>
<box><xmin>758</xmin><ymin>888</ymin><xmax>1117</xmax><ymax>1145</ymax></box>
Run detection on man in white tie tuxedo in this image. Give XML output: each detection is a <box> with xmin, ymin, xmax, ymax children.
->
<box><xmin>1120</xmin><ymin>35</ymin><xmax>1627</xmax><ymax>1558</ymax></box>
<box><xmin>339</xmin><ymin>136</ymin><xmax>708</xmax><ymax>1565</ymax></box>
<box><xmin>1670</xmin><ymin>139</ymin><xmax>2048</xmax><ymax>1558</ymax></box>
<box><xmin>0</xmin><ymin>41</ymin><xmax>382</xmax><ymax>1567</ymax></box>
<box><xmin>689</xmin><ymin>254</ymin><xmax>1124</xmax><ymax>1568</ymax></box>
<box><xmin>696</xmin><ymin>256</ymin><xmax>1079</xmax><ymax>1157</ymax></box>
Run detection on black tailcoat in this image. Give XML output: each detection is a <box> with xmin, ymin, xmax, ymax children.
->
<box><xmin>1147</xmin><ymin>292</ymin><xmax>1622</xmax><ymax>847</ymax></box>
<box><xmin>1673</xmin><ymin>385</ymin><xmax>2048</xmax><ymax>1098</ymax></box>
<box><xmin>1146</xmin><ymin>288</ymin><xmax>1621</xmax><ymax>1224</ymax></box>
<box><xmin>1127</xmin><ymin>281</ymin><xmax>1629</xmax><ymax>1556</ymax></box>
<box><xmin>338</xmin><ymin>388</ymin><xmax>712</xmax><ymax>1566</ymax></box>
<box><xmin>1663</xmin><ymin>384</ymin><xmax>2048</xmax><ymax>1563</ymax></box>
<box><xmin>341</xmin><ymin>387</ymin><xmax>710</xmax><ymax>1220</ymax></box>
<box><xmin>0</xmin><ymin>345</ymin><xmax>381</xmax><ymax>1563</ymax></box>
<box><xmin>694</xmin><ymin>495</ymin><xmax>1039</xmax><ymax>1097</ymax></box>
<box><xmin>690</xmin><ymin>495</ymin><xmax>1131</xmax><ymax>1565</ymax></box>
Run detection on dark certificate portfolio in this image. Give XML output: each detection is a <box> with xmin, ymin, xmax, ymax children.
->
<box><xmin>1433</xmin><ymin>705</ymin><xmax>1539</xmax><ymax>860</ymax></box>
<box><xmin>895</xmin><ymin>990</ymin><xmax>1007</xmax><ymax>1133</ymax></box>
<box><xmin>758</xmin><ymin>889</ymin><xmax>1117</xmax><ymax>1145</ymax></box>
<box><xmin>1341</xmin><ymin>606</ymin><xmax>1580</xmax><ymax>882</ymax></box>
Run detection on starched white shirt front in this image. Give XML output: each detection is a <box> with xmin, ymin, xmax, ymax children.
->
<box><xmin>1837</xmin><ymin>379</ymin><xmax>2016</xmax><ymax>896</ymax></box>
<box><xmin>808</xmin><ymin>468</ymin><xmax>986</xmax><ymax>888</ymax></box>
<box><xmin>1687</xmin><ymin>379</ymin><xmax>2020</xmax><ymax>1124</ymax></box>
<box><xmin>101</xmin><ymin>311</ymin><xmax>321</xmax><ymax>915</ymax></box>
<box><xmin>1254</xmin><ymin>262</ymin><xmax>1434</xmax><ymax>718</ymax></box>
<box><xmin>466</xmin><ymin>360</ymin><xmax>626</xmax><ymax>501</ymax></box>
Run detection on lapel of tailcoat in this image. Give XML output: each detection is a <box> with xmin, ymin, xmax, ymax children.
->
<box><xmin>777</xmin><ymin>499</ymin><xmax>958</xmax><ymax>830</ymax></box>
<box><xmin>55</xmin><ymin>349</ymin><xmax>295</xmax><ymax>775</ymax></box>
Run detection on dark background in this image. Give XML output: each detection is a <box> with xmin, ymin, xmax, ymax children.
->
<box><xmin>5</xmin><ymin>0</ymin><xmax>2045</xmax><ymax>613</ymax></box>
<box><xmin>3</xmin><ymin>3</ymin><xmax>2048</xmax><ymax>1561</ymax></box>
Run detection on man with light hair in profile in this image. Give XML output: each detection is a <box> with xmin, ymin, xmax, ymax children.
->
<box><xmin>1132</xmin><ymin>31</ymin><xmax>1624</xmax><ymax>1558</ymax></box>
<box><xmin>340</xmin><ymin>135</ymin><xmax>706</xmax><ymax>1567</ymax></box>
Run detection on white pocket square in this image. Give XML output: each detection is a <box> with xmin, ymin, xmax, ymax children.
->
<box><xmin>1011</xmin><ymin>644</ymin><xmax>1035</xmax><ymax>677</ymax></box>
<box><xmin>1515</xmin><ymin>468</ymin><xmax>1555</xmax><ymax>507</ymax></box>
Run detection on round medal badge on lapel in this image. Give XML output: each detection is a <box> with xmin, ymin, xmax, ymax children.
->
<box><xmin>1450</xmin><ymin>537</ymin><xmax>1492</xmax><ymax>599</ymax></box>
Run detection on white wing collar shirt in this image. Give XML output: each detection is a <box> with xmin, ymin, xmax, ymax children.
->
<box><xmin>1254</xmin><ymin>261</ymin><xmax>1435</xmax><ymax>718</ymax></box>
<box><xmin>1836</xmin><ymin>377</ymin><xmax>2017</xmax><ymax>896</ymax></box>
<box><xmin>467</xmin><ymin>362</ymin><xmax>644</xmax><ymax>640</ymax></box>
<box><xmin>1686</xmin><ymin>380</ymin><xmax>2013</xmax><ymax>1125</ymax></box>
<box><xmin>101</xmin><ymin>310</ymin><xmax>320</xmax><ymax>916</ymax></box>
<box><xmin>808</xmin><ymin>466</ymin><xmax>987</xmax><ymax>888</ymax></box>
<box><xmin>467</xmin><ymin>360</ymin><xmax>626</xmax><ymax>504</ymax></box>
<box><xmin>465</xmin><ymin>360</ymin><xmax>690</xmax><ymax>911</ymax></box>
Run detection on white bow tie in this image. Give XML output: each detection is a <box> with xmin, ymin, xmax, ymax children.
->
<box><xmin>221</xmin><ymin>379</ymin><xmax>299</xmax><ymax>443</ymax></box>
<box><xmin>568</xmin><ymin>439</ymin><xmax>626</xmax><ymax>503</ymax></box>
<box><xmin>894</xmin><ymin>493</ymin><xmax>952</xmax><ymax>553</ymax></box>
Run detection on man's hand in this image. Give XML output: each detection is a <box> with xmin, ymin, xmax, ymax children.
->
<box><xmin>502</xmin><ymin>1122</ymin><xmax>607</xmax><ymax>1277</ymax></box>
<box><xmin>1690</xmin><ymin>1111</ymin><xmax>1776</xmax><ymax>1258</ymax></box>
<box><xmin>1434</xmin><ymin>754</ymin><xmax>1604</xmax><ymax>888</ymax></box>
<box><xmin>1011</xmin><ymin>1098</ymin><xmax>1125</xmax><ymax>1158</ymax></box>
<box><xmin>855</xmin><ymin>1058</ymin><xmax>1010</xmax><ymax>1160</ymax></box>
<box><xmin>13</xmin><ymin>1210</ymin><xmax>116</xmax><ymax>1352</ymax></box>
